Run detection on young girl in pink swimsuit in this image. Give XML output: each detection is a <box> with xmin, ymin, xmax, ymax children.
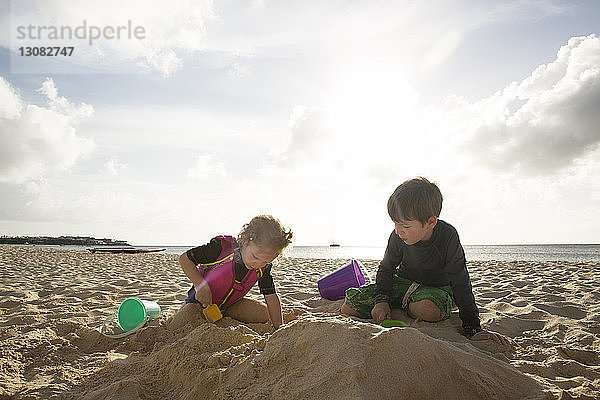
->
<box><xmin>179</xmin><ymin>214</ymin><xmax>293</xmax><ymax>329</ymax></box>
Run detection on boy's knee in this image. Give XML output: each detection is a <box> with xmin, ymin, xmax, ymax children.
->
<box><xmin>408</xmin><ymin>299</ymin><xmax>443</xmax><ymax>322</ymax></box>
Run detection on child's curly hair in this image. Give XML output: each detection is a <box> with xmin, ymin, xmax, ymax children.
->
<box><xmin>237</xmin><ymin>215</ymin><xmax>293</xmax><ymax>253</ymax></box>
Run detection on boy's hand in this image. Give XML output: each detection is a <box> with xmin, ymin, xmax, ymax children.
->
<box><xmin>471</xmin><ymin>329</ymin><xmax>511</xmax><ymax>346</ymax></box>
<box><xmin>371</xmin><ymin>302</ymin><xmax>391</xmax><ymax>324</ymax></box>
<box><xmin>194</xmin><ymin>281</ymin><xmax>213</xmax><ymax>307</ymax></box>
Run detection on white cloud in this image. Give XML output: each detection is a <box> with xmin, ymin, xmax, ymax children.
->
<box><xmin>268</xmin><ymin>106</ymin><xmax>333</xmax><ymax>171</ymax></box>
<box><xmin>6</xmin><ymin>0</ymin><xmax>215</xmax><ymax>76</ymax></box>
<box><xmin>263</xmin><ymin>61</ymin><xmax>434</xmax><ymax>184</ymax></box>
<box><xmin>0</xmin><ymin>78</ymin><xmax>23</xmax><ymax>119</ymax></box>
<box><xmin>0</xmin><ymin>76</ymin><xmax>95</xmax><ymax>184</ymax></box>
<box><xmin>186</xmin><ymin>154</ymin><xmax>228</xmax><ymax>180</ymax></box>
<box><xmin>458</xmin><ymin>35</ymin><xmax>600</xmax><ymax>175</ymax></box>
<box><xmin>229</xmin><ymin>62</ymin><xmax>251</xmax><ymax>79</ymax></box>
<box><xmin>140</xmin><ymin>48</ymin><xmax>183</xmax><ymax>78</ymax></box>
<box><xmin>37</xmin><ymin>77</ymin><xmax>94</xmax><ymax>118</ymax></box>
<box><xmin>104</xmin><ymin>157</ymin><xmax>127</xmax><ymax>175</ymax></box>
<box><xmin>268</xmin><ymin>37</ymin><xmax>599</xmax><ymax>183</ymax></box>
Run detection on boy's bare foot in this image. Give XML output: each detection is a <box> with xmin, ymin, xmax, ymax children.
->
<box><xmin>340</xmin><ymin>302</ymin><xmax>367</xmax><ymax>318</ymax></box>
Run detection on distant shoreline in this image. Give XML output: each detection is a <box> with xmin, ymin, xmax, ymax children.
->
<box><xmin>0</xmin><ymin>235</ymin><xmax>130</xmax><ymax>247</ymax></box>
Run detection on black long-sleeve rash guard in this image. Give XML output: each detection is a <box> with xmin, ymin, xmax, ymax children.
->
<box><xmin>374</xmin><ymin>219</ymin><xmax>481</xmax><ymax>332</ymax></box>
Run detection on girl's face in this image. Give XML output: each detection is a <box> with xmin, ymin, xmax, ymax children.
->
<box><xmin>240</xmin><ymin>241</ymin><xmax>279</xmax><ymax>270</ymax></box>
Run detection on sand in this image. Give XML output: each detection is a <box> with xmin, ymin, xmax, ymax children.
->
<box><xmin>0</xmin><ymin>245</ymin><xmax>599</xmax><ymax>399</ymax></box>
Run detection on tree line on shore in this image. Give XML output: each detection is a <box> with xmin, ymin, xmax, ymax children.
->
<box><xmin>0</xmin><ymin>235</ymin><xmax>130</xmax><ymax>246</ymax></box>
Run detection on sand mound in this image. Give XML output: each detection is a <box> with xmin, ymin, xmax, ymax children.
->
<box><xmin>65</xmin><ymin>316</ymin><xmax>550</xmax><ymax>400</ymax></box>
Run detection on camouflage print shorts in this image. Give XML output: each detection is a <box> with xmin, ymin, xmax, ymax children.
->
<box><xmin>344</xmin><ymin>276</ymin><xmax>455</xmax><ymax>319</ymax></box>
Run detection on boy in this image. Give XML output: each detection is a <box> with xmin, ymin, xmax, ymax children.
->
<box><xmin>341</xmin><ymin>177</ymin><xmax>508</xmax><ymax>345</ymax></box>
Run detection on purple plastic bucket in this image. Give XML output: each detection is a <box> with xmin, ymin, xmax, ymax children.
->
<box><xmin>318</xmin><ymin>259</ymin><xmax>366</xmax><ymax>300</ymax></box>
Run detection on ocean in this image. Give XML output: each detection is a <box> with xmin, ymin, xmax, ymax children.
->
<box><xmin>123</xmin><ymin>244</ymin><xmax>600</xmax><ymax>262</ymax></box>
<box><xmin>12</xmin><ymin>244</ymin><xmax>600</xmax><ymax>262</ymax></box>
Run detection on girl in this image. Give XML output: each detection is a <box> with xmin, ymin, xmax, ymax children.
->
<box><xmin>179</xmin><ymin>215</ymin><xmax>293</xmax><ymax>329</ymax></box>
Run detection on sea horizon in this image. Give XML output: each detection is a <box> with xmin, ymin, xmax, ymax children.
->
<box><xmin>9</xmin><ymin>243</ymin><xmax>600</xmax><ymax>263</ymax></box>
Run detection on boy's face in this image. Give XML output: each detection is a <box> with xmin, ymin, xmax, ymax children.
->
<box><xmin>240</xmin><ymin>242</ymin><xmax>279</xmax><ymax>270</ymax></box>
<box><xmin>393</xmin><ymin>216</ymin><xmax>437</xmax><ymax>245</ymax></box>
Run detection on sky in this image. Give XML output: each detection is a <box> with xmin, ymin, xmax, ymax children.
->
<box><xmin>0</xmin><ymin>0</ymin><xmax>599</xmax><ymax>246</ymax></box>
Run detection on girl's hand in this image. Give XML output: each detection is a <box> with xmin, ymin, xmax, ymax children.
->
<box><xmin>371</xmin><ymin>302</ymin><xmax>391</xmax><ymax>324</ymax></box>
<box><xmin>194</xmin><ymin>281</ymin><xmax>213</xmax><ymax>307</ymax></box>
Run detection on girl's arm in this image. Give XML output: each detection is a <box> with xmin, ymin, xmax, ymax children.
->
<box><xmin>178</xmin><ymin>253</ymin><xmax>212</xmax><ymax>305</ymax></box>
<box><xmin>264</xmin><ymin>293</ymin><xmax>283</xmax><ymax>329</ymax></box>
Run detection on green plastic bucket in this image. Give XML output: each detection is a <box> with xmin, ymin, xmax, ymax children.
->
<box><xmin>117</xmin><ymin>297</ymin><xmax>161</xmax><ymax>332</ymax></box>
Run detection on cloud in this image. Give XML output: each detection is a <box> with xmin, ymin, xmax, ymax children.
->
<box><xmin>263</xmin><ymin>63</ymin><xmax>435</xmax><ymax>183</ymax></box>
<box><xmin>229</xmin><ymin>62</ymin><xmax>251</xmax><ymax>79</ymax></box>
<box><xmin>0</xmin><ymin>78</ymin><xmax>23</xmax><ymax>119</ymax></box>
<box><xmin>0</xmin><ymin>76</ymin><xmax>95</xmax><ymax>184</ymax></box>
<box><xmin>140</xmin><ymin>48</ymin><xmax>183</xmax><ymax>78</ymax></box>
<box><xmin>269</xmin><ymin>106</ymin><xmax>334</xmax><ymax>170</ymax></box>
<box><xmin>460</xmin><ymin>35</ymin><xmax>600</xmax><ymax>175</ymax></box>
<box><xmin>37</xmin><ymin>77</ymin><xmax>94</xmax><ymax>118</ymax></box>
<box><xmin>6</xmin><ymin>0</ymin><xmax>215</xmax><ymax>76</ymax></box>
<box><xmin>104</xmin><ymin>157</ymin><xmax>127</xmax><ymax>175</ymax></box>
<box><xmin>186</xmin><ymin>154</ymin><xmax>228</xmax><ymax>180</ymax></box>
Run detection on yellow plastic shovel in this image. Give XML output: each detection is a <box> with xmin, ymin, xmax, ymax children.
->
<box><xmin>202</xmin><ymin>304</ymin><xmax>223</xmax><ymax>323</ymax></box>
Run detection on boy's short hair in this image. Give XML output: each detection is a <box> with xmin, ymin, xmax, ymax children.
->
<box><xmin>387</xmin><ymin>177</ymin><xmax>443</xmax><ymax>224</ymax></box>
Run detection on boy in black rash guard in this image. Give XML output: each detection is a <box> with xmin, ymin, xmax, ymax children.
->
<box><xmin>341</xmin><ymin>177</ymin><xmax>509</xmax><ymax>345</ymax></box>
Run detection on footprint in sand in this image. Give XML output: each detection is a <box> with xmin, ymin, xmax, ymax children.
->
<box><xmin>533</xmin><ymin>303</ymin><xmax>587</xmax><ymax>319</ymax></box>
<box><xmin>511</xmin><ymin>280</ymin><xmax>530</xmax><ymax>288</ymax></box>
<box><xmin>558</xmin><ymin>346</ymin><xmax>600</xmax><ymax>366</ymax></box>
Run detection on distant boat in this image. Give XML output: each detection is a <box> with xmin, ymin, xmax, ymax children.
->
<box><xmin>330</xmin><ymin>243</ymin><xmax>340</xmax><ymax>247</ymax></box>
<box><xmin>88</xmin><ymin>247</ymin><xmax>165</xmax><ymax>254</ymax></box>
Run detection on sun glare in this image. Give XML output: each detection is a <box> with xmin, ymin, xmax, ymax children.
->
<box><xmin>325</xmin><ymin>61</ymin><xmax>422</xmax><ymax>162</ymax></box>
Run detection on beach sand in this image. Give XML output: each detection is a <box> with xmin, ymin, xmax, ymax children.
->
<box><xmin>1</xmin><ymin>245</ymin><xmax>599</xmax><ymax>399</ymax></box>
